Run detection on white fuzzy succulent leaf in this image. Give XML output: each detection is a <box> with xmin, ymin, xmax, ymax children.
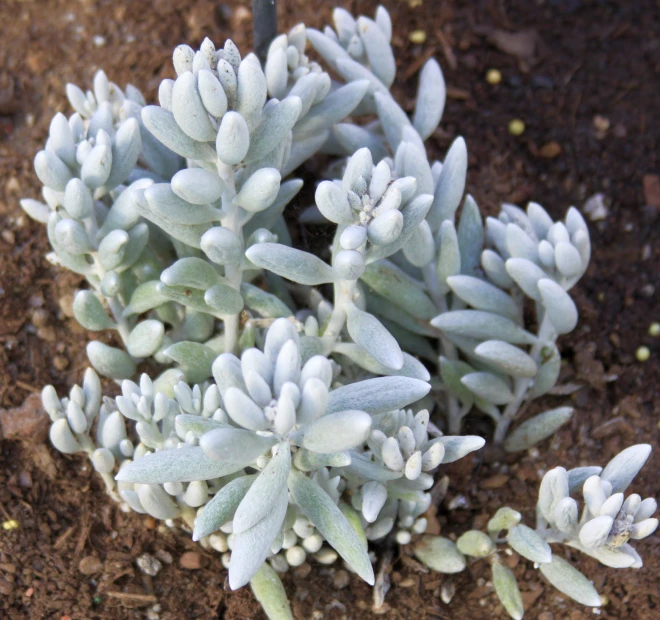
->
<box><xmin>327</xmin><ymin>376</ymin><xmax>430</xmax><ymax>415</ymax></box>
<box><xmin>115</xmin><ymin>446</ymin><xmax>245</xmax><ymax>483</ymax></box>
<box><xmin>246</xmin><ymin>243</ymin><xmax>336</xmax><ymax>285</ymax></box>
<box><xmin>507</xmin><ymin>524</ymin><xmax>552</xmax><ymax>563</ymax></box>
<box><xmin>539</xmin><ymin>556</ymin><xmax>601</xmax><ymax>607</ymax></box>
<box><xmin>492</xmin><ymin>559</ymin><xmax>524</xmax><ymax>620</ymax></box>
<box><xmin>87</xmin><ymin>341</ymin><xmax>136</xmax><ymax>380</ymax></box>
<box><xmin>249</xmin><ymin>563</ymin><xmax>294</xmax><ymax>620</ymax></box>
<box><xmin>504</xmin><ymin>407</ymin><xmax>574</xmax><ymax>453</ymax></box>
<box><xmin>346</xmin><ymin>304</ymin><xmax>403</xmax><ymax>371</ymax></box>
<box><xmin>413</xmin><ymin>59</ymin><xmax>446</xmax><ymax>141</ymax></box>
<box><xmin>432</xmin><ymin>311</ymin><xmax>537</xmax><ymax>346</ymax></box>
<box><xmin>233</xmin><ymin>443</ymin><xmax>291</xmax><ymax>534</ymax></box>
<box><xmin>229</xmin><ymin>489</ymin><xmax>289</xmax><ymax>590</ymax></box>
<box><xmin>600</xmin><ymin>444</ymin><xmax>652</xmax><ymax>494</ymax></box>
<box><xmin>288</xmin><ymin>469</ymin><xmax>374</xmax><ymax>585</ymax></box>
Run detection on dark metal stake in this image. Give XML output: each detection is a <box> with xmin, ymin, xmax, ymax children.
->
<box><xmin>252</xmin><ymin>0</ymin><xmax>278</xmax><ymax>64</ymax></box>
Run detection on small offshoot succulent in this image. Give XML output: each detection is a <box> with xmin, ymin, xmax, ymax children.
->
<box><xmin>23</xmin><ymin>5</ymin><xmax>655</xmax><ymax>619</ymax></box>
<box><xmin>414</xmin><ymin>445</ymin><xmax>657</xmax><ymax>619</ymax></box>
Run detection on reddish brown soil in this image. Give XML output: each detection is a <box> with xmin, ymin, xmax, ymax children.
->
<box><xmin>1</xmin><ymin>1</ymin><xmax>659</xmax><ymax>618</ymax></box>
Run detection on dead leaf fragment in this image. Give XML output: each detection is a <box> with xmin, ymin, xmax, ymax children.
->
<box><xmin>488</xmin><ymin>29</ymin><xmax>538</xmax><ymax>61</ymax></box>
<box><xmin>0</xmin><ymin>394</ymin><xmax>49</xmax><ymax>442</ymax></box>
<box><xmin>643</xmin><ymin>174</ymin><xmax>660</xmax><ymax>209</ymax></box>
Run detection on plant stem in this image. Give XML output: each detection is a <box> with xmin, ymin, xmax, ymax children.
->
<box><xmin>321</xmin><ymin>230</ymin><xmax>366</xmax><ymax>354</ymax></box>
<box><xmin>78</xmin><ymin>434</ymin><xmax>121</xmax><ymax>501</ymax></box>
<box><xmin>493</xmin><ymin>314</ymin><xmax>556</xmax><ymax>444</ymax></box>
<box><xmin>221</xmin><ymin>179</ymin><xmax>243</xmax><ymax>355</ymax></box>
<box><xmin>108</xmin><ymin>296</ymin><xmax>132</xmax><ymax>344</ymax></box>
<box><xmin>89</xmin><ymin>256</ymin><xmax>136</xmax><ymax>359</ymax></box>
<box><xmin>321</xmin><ymin>280</ymin><xmax>354</xmax><ymax>353</ymax></box>
<box><xmin>252</xmin><ymin>0</ymin><xmax>278</xmax><ymax>64</ymax></box>
<box><xmin>422</xmin><ymin>263</ymin><xmax>463</xmax><ymax>433</ymax></box>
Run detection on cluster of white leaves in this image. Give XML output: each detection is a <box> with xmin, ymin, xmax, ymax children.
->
<box><xmin>537</xmin><ymin>445</ymin><xmax>657</xmax><ymax>568</ymax></box>
<box><xmin>353</xmin><ymin>408</ymin><xmax>484</xmax><ymax>544</ymax></box>
<box><xmin>261</xmin><ymin>5</ymin><xmax>592</xmax><ymax>447</ymax></box>
<box><xmin>432</xmin><ymin>201</ymin><xmax>591</xmax><ymax>443</ymax></box>
<box><xmin>41</xmin><ymin>319</ymin><xmax>482</xmax><ymax>592</ymax></box>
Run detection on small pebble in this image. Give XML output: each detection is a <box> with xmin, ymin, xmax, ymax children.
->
<box><xmin>32</xmin><ymin>308</ymin><xmax>50</xmax><ymax>328</ymax></box>
<box><xmin>28</xmin><ymin>294</ymin><xmax>44</xmax><ymax>308</ymax></box>
<box><xmin>53</xmin><ymin>355</ymin><xmax>69</xmax><ymax>370</ymax></box>
<box><xmin>583</xmin><ymin>193</ymin><xmax>608</xmax><ymax>221</ymax></box>
<box><xmin>58</xmin><ymin>293</ymin><xmax>75</xmax><ymax>318</ymax></box>
<box><xmin>485</xmin><ymin>69</ymin><xmax>502</xmax><ymax>85</ymax></box>
<box><xmin>93</xmin><ymin>35</ymin><xmax>106</xmax><ymax>47</ymax></box>
<box><xmin>179</xmin><ymin>551</ymin><xmax>206</xmax><ymax>570</ymax></box>
<box><xmin>137</xmin><ymin>553</ymin><xmax>162</xmax><ymax>576</ymax></box>
<box><xmin>649</xmin><ymin>322</ymin><xmax>660</xmax><ymax>337</ymax></box>
<box><xmin>399</xmin><ymin>576</ymin><xmax>417</xmax><ymax>588</ymax></box>
<box><xmin>144</xmin><ymin>517</ymin><xmax>157</xmax><ymax>529</ymax></box>
<box><xmin>441</xmin><ymin>580</ymin><xmax>455</xmax><ymax>604</ymax></box>
<box><xmin>293</xmin><ymin>562</ymin><xmax>312</xmax><ymax>579</ymax></box>
<box><xmin>155</xmin><ymin>549</ymin><xmax>173</xmax><ymax>565</ymax></box>
<box><xmin>78</xmin><ymin>555</ymin><xmax>103</xmax><ymax>575</ymax></box>
<box><xmin>508</xmin><ymin>119</ymin><xmax>525</xmax><ymax>136</ymax></box>
<box><xmin>233</xmin><ymin>5</ymin><xmax>252</xmax><ymax>23</ymax></box>
<box><xmin>37</xmin><ymin>326</ymin><xmax>56</xmax><ymax>342</ymax></box>
<box><xmin>593</xmin><ymin>114</ymin><xmax>610</xmax><ymax>136</ymax></box>
<box><xmin>640</xmin><ymin>284</ymin><xmax>655</xmax><ymax>297</ymax></box>
<box><xmin>635</xmin><ymin>346</ymin><xmax>650</xmax><ymax>362</ymax></box>
<box><xmin>409</xmin><ymin>29</ymin><xmax>427</xmax><ymax>44</ymax></box>
<box><xmin>6</xmin><ymin>177</ymin><xmax>20</xmax><ymax>193</ymax></box>
<box><xmin>1</xmin><ymin>231</ymin><xmax>15</xmax><ymax>245</ymax></box>
<box><xmin>332</xmin><ymin>569</ymin><xmax>350</xmax><ymax>589</ymax></box>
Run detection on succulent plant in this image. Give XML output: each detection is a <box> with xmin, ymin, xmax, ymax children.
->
<box><xmin>22</xmin><ymin>4</ymin><xmax>655</xmax><ymax>619</ymax></box>
<box><xmin>414</xmin><ymin>444</ymin><xmax>657</xmax><ymax>619</ymax></box>
<box><xmin>42</xmin><ymin>319</ymin><xmax>484</xmax><ymax>591</ymax></box>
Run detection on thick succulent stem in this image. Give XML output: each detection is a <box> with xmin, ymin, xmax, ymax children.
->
<box><xmin>422</xmin><ymin>263</ymin><xmax>462</xmax><ymax>432</ymax></box>
<box><xmin>322</xmin><ymin>276</ymin><xmax>360</xmax><ymax>350</ymax></box>
<box><xmin>221</xmin><ymin>180</ymin><xmax>243</xmax><ymax>355</ymax></box>
<box><xmin>493</xmin><ymin>314</ymin><xmax>556</xmax><ymax>444</ymax></box>
<box><xmin>107</xmin><ymin>295</ymin><xmax>132</xmax><ymax>345</ymax></box>
<box><xmin>77</xmin><ymin>434</ymin><xmax>121</xmax><ymax>501</ymax></box>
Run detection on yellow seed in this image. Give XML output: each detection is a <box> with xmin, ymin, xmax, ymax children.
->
<box><xmin>409</xmin><ymin>30</ymin><xmax>427</xmax><ymax>44</ymax></box>
<box><xmin>508</xmin><ymin>119</ymin><xmax>525</xmax><ymax>136</ymax></box>
<box><xmin>649</xmin><ymin>322</ymin><xmax>660</xmax><ymax>337</ymax></box>
<box><xmin>2</xmin><ymin>520</ymin><xmax>19</xmax><ymax>531</ymax></box>
<box><xmin>486</xmin><ymin>69</ymin><xmax>502</xmax><ymax>85</ymax></box>
<box><xmin>636</xmin><ymin>346</ymin><xmax>651</xmax><ymax>362</ymax></box>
